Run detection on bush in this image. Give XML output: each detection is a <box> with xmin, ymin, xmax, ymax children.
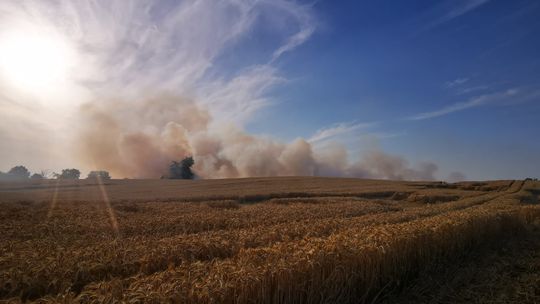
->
<box><xmin>87</xmin><ymin>171</ymin><xmax>111</xmax><ymax>180</ymax></box>
<box><xmin>30</xmin><ymin>173</ymin><xmax>44</xmax><ymax>179</ymax></box>
<box><xmin>55</xmin><ymin>169</ymin><xmax>81</xmax><ymax>179</ymax></box>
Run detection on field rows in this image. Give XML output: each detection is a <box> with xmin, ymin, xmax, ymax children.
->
<box><xmin>0</xmin><ymin>178</ymin><xmax>537</xmax><ymax>303</ymax></box>
<box><xmin>84</xmin><ymin>202</ymin><xmax>534</xmax><ymax>304</ymax></box>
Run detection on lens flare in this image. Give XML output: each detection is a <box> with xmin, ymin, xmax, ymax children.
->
<box><xmin>96</xmin><ymin>174</ymin><xmax>120</xmax><ymax>237</ymax></box>
<box><xmin>46</xmin><ymin>179</ymin><xmax>60</xmax><ymax>219</ymax></box>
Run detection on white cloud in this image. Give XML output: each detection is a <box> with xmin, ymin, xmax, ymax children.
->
<box><xmin>445</xmin><ymin>78</ymin><xmax>469</xmax><ymax>88</ymax></box>
<box><xmin>408</xmin><ymin>88</ymin><xmax>521</xmax><ymax>120</ymax></box>
<box><xmin>0</xmin><ymin>0</ymin><xmax>316</xmax><ymax>113</ymax></box>
<box><xmin>438</xmin><ymin>0</ymin><xmax>491</xmax><ymax>25</ymax></box>
<box><xmin>0</xmin><ymin>0</ymin><xmax>317</xmax><ymax>172</ymax></box>
<box><xmin>268</xmin><ymin>1</ymin><xmax>316</xmax><ymax>62</ymax></box>
<box><xmin>308</xmin><ymin>121</ymin><xmax>376</xmax><ymax>143</ymax></box>
<box><xmin>456</xmin><ymin>84</ymin><xmax>491</xmax><ymax>95</ymax></box>
<box><xmin>272</xmin><ymin>26</ymin><xmax>315</xmax><ymax>62</ymax></box>
<box><xmin>199</xmin><ymin>65</ymin><xmax>285</xmax><ymax>125</ymax></box>
<box><xmin>417</xmin><ymin>0</ymin><xmax>492</xmax><ymax>33</ymax></box>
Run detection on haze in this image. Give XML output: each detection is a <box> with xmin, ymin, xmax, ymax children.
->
<box><xmin>1</xmin><ymin>0</ymin><xmax>539</xmax><ymax>180</ymax></box>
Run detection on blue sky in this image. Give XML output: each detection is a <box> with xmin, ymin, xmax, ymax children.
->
<box><xmin>244</xmin><ymin>0</ymin><xmax>540</xmax><ymax>180</ymax></box>
<box><xmin>0</xmin><ymin>0</ymin><xmax>538</xmax><ymax>180</ymax></box>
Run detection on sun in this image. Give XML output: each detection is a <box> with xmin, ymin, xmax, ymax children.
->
<box><xmin>0</xmin><ymin>29</ymin><xmax>75</xmax><ymax>95</ymax></box>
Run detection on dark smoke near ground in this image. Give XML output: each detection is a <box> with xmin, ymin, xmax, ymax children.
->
<box><xmin>77</xmin><ymin>95</ymin><xmax>453</xmax><ymax>181</ymax></box>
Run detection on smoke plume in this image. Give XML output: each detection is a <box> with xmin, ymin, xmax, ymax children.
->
<box><xmin>78</xmin><ymin>95</ymin><xmax>441</xmax><ymax>180</ymax></box>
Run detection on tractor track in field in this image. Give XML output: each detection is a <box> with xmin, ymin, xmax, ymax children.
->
<box><xmin>0</xmin><ymin>179</ymin><xmax>535</xmax><ymax>303</ymax></box>
<box><xmin>53</xmin><ymin>181</ymin><xmax>528</xmax><ymax>300</ymax></box>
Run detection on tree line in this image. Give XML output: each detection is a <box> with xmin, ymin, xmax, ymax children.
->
<box><xmin>0</xmin><ymin>157</ymin><xmax>195</xmax><ymax>181</ymax></box>
<box><xmin>0</xmin><ymin>166</ymin><xmax>107</xmax><ymax>180</ymax></box>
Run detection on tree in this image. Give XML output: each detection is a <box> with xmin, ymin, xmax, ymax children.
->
<box><xmin>87</xmin><ymin>171</ymin><xmax>111</xmax><ymax>180</ymax></box>
<box><xmin>169</xmin><ymin>156</ymin><xmax>195</xmax><ymax>179</ymax></box>
<box><xmin>55</xmin><ymin>168</ymin><xmax>81</xmax><ymax>179</ymax></box>
<box><xmin>30</xmin><ymin>173</ymin><xmax>44</xmax><ymax>179</ymax></box>
<box><xmin>7</xmin><ymin>166</ymin><xmax>30</xmax><ymax>180</ymax></box>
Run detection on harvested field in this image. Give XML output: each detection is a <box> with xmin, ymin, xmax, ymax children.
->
<box><xmin>0</xmin><ymin>177</ymin><xmax>539</xmax><ymax>303</ymax></box>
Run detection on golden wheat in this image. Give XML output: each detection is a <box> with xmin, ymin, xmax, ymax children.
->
<box><xmin>0</xmin><ymin>178</ymin><xmax>537</xmax><ymax>303</ymax></box>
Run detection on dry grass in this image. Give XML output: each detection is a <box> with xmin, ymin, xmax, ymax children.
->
<box><xmin>0</xmin><ymin>177</ymin><xmax>537</xmax><ymax>303</ymax></box>
<box><xmin>206</xmin><ymin>200</ymin><xmax>241</xmax><ymax>209</ymax></box>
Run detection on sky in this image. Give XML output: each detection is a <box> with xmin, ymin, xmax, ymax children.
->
<box><xmin>0</xmin><ymin>0</ymin><xmax>539</xmax><ymax>180</ymax></box>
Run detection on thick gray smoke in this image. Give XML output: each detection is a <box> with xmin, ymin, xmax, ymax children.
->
<box><xmin>78</xmin><ymin>95</ymin><xmax>442</xmax><ymax>180</ymax></box>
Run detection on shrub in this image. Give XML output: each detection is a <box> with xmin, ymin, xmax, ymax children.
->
<box><xmin>30</xmin><ymin>173</ymin><xmax>44</xmax><ymax>179</ymax></box>
<box><xmin>87</xmin><ymin>171</ymin><xmax>111</xmax><ymax>180</ymax></box>
<box><xmin>55</xmin><ymin>169</ymin><xmax>81</xmax><ymax>179</ymax></box>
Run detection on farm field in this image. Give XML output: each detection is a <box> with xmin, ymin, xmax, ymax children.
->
<box><xmin>1</xmin><ymin>176</ymin><xmax>539</xmax><ymax>303</ymax></box>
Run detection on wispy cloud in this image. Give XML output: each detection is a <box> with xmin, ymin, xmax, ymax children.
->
<box><xmin>308</xmin><ymin>121</ymin><xmax>375</xmax><ymax>143</ymax></box>
<box><xmin>199</xmin><ymin>65</ymin><xmax>285</xmax><ymax>125</ymax></box>
<box><xmin>272</xmin><ymin>26</ymin><xmax>315</xmax><ymax>62</ymax></box>
<box><xmin>0</xmin><ymin>0</ymin><xmax>318</xmax><ymax>172</ymax></box>
<box><xmin>445</xmin><ymin>78</ymin><xmax>469</xmax><ymax>89</ymax></box>
<box><xmin>456</xmin><ymin>84</ymin><xmax>491</xmax><ymax>95</ymax></box>
<box><xmin>444</xmin><ymin>78</ymin><xmax>494</xmax><ymax>96</ymax></box>
<box><xmin>0</xmin><ymin>0</ymin><xmax>316</xmax><ymax>120</ymax></box>
<box><xmin>408</xmin><ymin>89</ymin><xmax>519</xmax><ymax>120</ymax></box>
<box><xmin>270</xmin><ymin>1</ymin><xmax>315</xmax><ymax>62</ymax></box>
<box><xmin>436</xmin><ymin>0</ymin><xmax>491</xmax><ymax>25</ymax></box>
<box><xmin>418</xmin><ymin>0</ymin><xmax>492</xmax><ymax>32</ymax></box>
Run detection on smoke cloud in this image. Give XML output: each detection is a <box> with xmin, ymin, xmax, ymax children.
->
<box><xmin>0</xmin><ymin>1</ymin><xmax>465</xmax><ymax>180</ymax></box>
<box><xmin>78</xmin><ymin>95</ymin><xmax>442</xmax><ymax>180</ymax></box>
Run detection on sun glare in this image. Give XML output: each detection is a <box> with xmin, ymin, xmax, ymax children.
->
<box><xmin>0</xmin><ymin>29</ymin><xmax>75</xmax><ymax>95</ymax></box>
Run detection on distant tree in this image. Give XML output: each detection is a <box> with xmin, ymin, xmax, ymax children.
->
<box><xmin>39</xmin><ymin>170</ymin><xmax>50</xmax><ymax>179</ymax></box>
<box><xmin>55</xmin><ymin>168</ymin><xmax>81</xmax><ymax>179</ymax></box>
<box><xmin>0</xmin><ymin>171</ymin><xmax>7</xmax><ymax>180</ymax></box>
<box><xmin>30</xmin><ymin>173</ymin><xmax>44</xmax><ymax>179</ymax></box>
<box><xmin>7</xmin><ymin>166</ymin><xmax>30</xmax><ymax>180</ymax></box>
<box><xmin>87</xmin><ymin>171</ymin><xmax>111</xmax><ymax>180</ymax></box>
<box><xmin>169</xmin><ymin>156</ymin><xmax>195</xmax><ymax>179</ymax></box>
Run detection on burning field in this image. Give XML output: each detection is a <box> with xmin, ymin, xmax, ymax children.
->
<box><xmin>0</xmin><ymin>177</ymin><xmax>539</xmax><ymax>303</ymax></box>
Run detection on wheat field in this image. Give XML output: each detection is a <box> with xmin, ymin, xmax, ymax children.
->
<box><xmin>0</xmin><ymin>177</ymin><xmax>539</xmax><ymax>303</ymax></box>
